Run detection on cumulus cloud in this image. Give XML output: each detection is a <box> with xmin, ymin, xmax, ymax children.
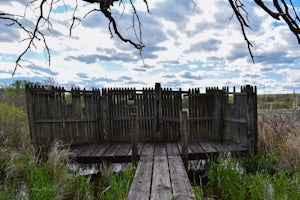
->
<box><xmin>65</xmin><ymin>52</ymin><xmax>138</xmax><ymax>64</ymax></box>
<box><xmin>1</xmin><ymin>0</ymin><xmax>300</xmax><ymax>93</ymax></box>
<box><xmin>26</xmin><ymin>65</ymin><xmax>59</xmax><ymax>76</ymax></box>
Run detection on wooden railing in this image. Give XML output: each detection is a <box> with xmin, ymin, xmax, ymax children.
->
<box><xmin>25</xmin><ymin>83</ymin><xmax>257</xmax><ymax>153</ymax></box>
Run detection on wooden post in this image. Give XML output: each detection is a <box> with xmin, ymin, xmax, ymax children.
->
<box><xmin>71</xmin><ymin>88</ymin><xmax>81</xmax><ymax>119</ymax></box>
<box><xmin>154</xmin><ymin>83</ymin><xmax>162</xmax><ymax>141</ymax></box>
<box><xmin>25</xmin><ymin>85</ymin><xmax>36</xmax><ymax>147</ymax></box>
<box><xmin>100</xmin><ymin>89</ymin><xmax>108</xmax><ymax>141</ymax></box>
<box><xmin>180</xmin><ymin>111</ymin><xmax>188</xmax><ymax>169</ymax></box>
<box><xmin>130</xmin><ymin>113</ymin><xmax>139</xmax><ymax>165</ymax></box>
<box><xmin>245</xmin><ymin>85</ymin><xmax>257</xmax><ymax>154</ymax></box>
<box><xmin>253</xmin><ymin>86</ymin><xmax>258</xmax><ymax>154</ymax></box>
<box><xmin>212</xmin><ymin>89</ymin><xmax>223</xmax><ymax>142</ymax></box>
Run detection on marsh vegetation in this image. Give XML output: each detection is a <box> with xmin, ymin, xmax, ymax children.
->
<box><xmin>1</xmin><ymin>82</ymin><xmax>299</xmax><ymax>199</ymax></box>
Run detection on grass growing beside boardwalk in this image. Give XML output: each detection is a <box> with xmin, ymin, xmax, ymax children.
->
<box><xmin>0</xmin><ymin>102</ymin><xmax>136</xmax><ymax>200</ymax></box>
<box><xmin>1</xmin><ymin>101</ymin><xmax>300</xmax><ymax>199</ymax></box>
<box><xmin>194</xmin><ymin>156</ymin><xmax>300</xmax><ymax>200</ymax></box>
<box><xmin>193</xmin><ymin>112</ymin><xmax>300</xmax><ymax>199</ymax></box>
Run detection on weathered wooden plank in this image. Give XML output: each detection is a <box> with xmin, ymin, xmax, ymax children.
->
<box><xmin>154</xmin><ymin>143</ymin><xmax>167</xmax><ymax>156</ymax></box>
<box><xmin>177</xmin><ymin>142</ymin><xmax>193</xmax><ymax>154</ymax></box>
<box><xmin>168</xmin><ymin>156</ymin><xmax>195</xmax><ymax>200</ymax></box>
<box><xmin>189</xmin><ymin>142</ymin><xmax>205</xmax><ymax>154</ymax></box>
<box><xmin>199</xmin><ymin>141</ymin><xmax>217</xmax><ymax>153</ymax></box>
<box><xmin>128</xmin><ymin>143</ymin><xmax>144</xmax><ymax>156</ymax></box>
<box><xmin>91</xmin><ymin>143</ymin><xmax>111</xmax><ymax>157</ymax></box>
<box><xmin>166</xmin><ymin>142</ymin><xmax>180</xmax><ymax>156</ymax></box>
<box><xmin>114</xmin><ymin>143</ymin><xmax>131</xmax><ymax>157</ymax></box>
<box><xmin>211</xmin><ymin>142</ymin><xmax>229</xmax><ymax>152</ymax></box>
<box><xmin>77</xmin><ymin>143</ymin><xmax>99</xmax><ymax>157</ymax></box>
<box><xmin>102</xmin><ymin>143</ymin><xmax>123</xmax><ymax>157</ymax></box>
<box><xmin>141</xmin><ymin>142</ymin><xmax>154</xmax><ymax>156</ymax></box>
<box><xmin>150</xmin><ymin>156</ymin><xmax>172</xmax><ymax>200</ymax></box>
<box><xmin>127</xmin><ymin>155</ymin><xmax>153</xmax><ymax>200</ymax></box>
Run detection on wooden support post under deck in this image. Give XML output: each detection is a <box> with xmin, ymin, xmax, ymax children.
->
<box><xmin>180</xmin><ymin>111</ymin><xmax>188</xmax><ymax>169</ymax></box>
<box><xmin>130</xmin><ymin>113</ymin><xmax>138</xmax><ymax>164</ymax></box>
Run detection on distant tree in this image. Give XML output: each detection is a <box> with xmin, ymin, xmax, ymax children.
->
<box><xmin>0</xmin><ymin>0</ymin><xmax>299</xmax><ymax>73</ymax></box>
<box><xmin>1</xmin><ymin>80</ymin><xmax>40</xmax><ymax>108</ymax></box>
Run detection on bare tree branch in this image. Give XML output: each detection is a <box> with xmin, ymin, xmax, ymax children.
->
<box><xmin>10</xmin><ymin>0</ymin><xmax>52</xmax><ymax>75</ymax></box>
<box><xmin>1</xmin><ymin>0</ymin><xmax>300</xmax><ymax>74</ymax></box>
<box><xmin>229</xmin><ymin>0</ymin><xmax>255</xmax><ymax>63</ymax></box>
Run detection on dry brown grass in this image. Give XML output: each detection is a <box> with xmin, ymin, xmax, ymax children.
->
<box><xmin>258</xmin><ymin>112</ymin><xmax>300</xmax><ymax>172</ymax></box>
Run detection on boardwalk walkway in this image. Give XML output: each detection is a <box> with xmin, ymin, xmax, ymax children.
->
<box><xmin>72</xmin><ymin>142</ymin><xmax>248</xmax><ymax>199</ymax></box>
<box><xmin>126</xmin><ymin>143</ymin><xmax>195</xmax><ymax>200</ymax></box>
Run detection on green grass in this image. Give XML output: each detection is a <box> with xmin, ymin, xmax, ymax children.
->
<box><xmin>193</xmin><ymin>155</ymin><xmax>300</xmax><ymax>200</ymax></box>
<box><xmin>1</xmin><ymin>83</ymin><xmax>300</xmax><ymax>199</ymax></box>
<box><xmin>98</xmin><ymin>165</ymin><xmax>136</xmax><ymax>199</ymax></box>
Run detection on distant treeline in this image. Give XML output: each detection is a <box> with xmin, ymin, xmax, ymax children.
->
<box><xmin>257</xmin><ymin>93</ymin><xmax>299</xmax><ymax>110</ymax></box>
<box><xmin>1</xmin><ymin>80</ymin><xmax>299</xmax><ymax>110</ymax></box>
<box><xmin>0</xmin><ymin>80</ymin><xmax>40</xmax><ymax>108</ymax></box>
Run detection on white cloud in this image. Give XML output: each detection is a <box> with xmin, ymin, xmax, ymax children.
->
<box><xmin>0</xmin><ymin>0</ymin><xmax>300</xmax><ymax>93</ymax></box>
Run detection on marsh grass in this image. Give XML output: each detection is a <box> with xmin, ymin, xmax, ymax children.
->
<box><xmin>195</xmin><ymin>156</ymin><xmax>300</xmax><ymax>200</ymax></box>
<box><xmin>0</xmin><ymin>102</ymin><xmax>137</xmax><ymax>200</ymax></box>
<box><xmin>2</xmin><ymin>101</ymin><xmax>300</xmax><ymax>199</ymax></box>
<box><xmin>95</xmin><ymin>164</ymin><xmax>136</xmax><ymax>199</ymax></box>
<box><xmin>193</xmin><ymin>112</ymin><xmax>300</xmax><ymax>199</ymax></box>
<box><xmin>258</xmin><ymin>112</ymin><xmax>300</xmax><ymax>172</ymax></box>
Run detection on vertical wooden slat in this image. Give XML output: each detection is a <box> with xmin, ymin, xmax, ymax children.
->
<box><xmin>180</xmin><ymin>110</ymin><xmax>188</xmax><ymax>169</ymax></box>
<box><xmin>154</xmin><ymin>83</ymin><xmax>162</xmax><ymax>141</ymax></box>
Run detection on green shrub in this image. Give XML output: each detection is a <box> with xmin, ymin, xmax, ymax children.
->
<box><xmin>0</xmin><ymin>102</ymin><xmax>28</xmax><ymax>149</ymax></box>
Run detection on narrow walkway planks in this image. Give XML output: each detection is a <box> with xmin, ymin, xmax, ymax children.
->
<box><xmin>168</xmin><ymin>156</ymin><xmax>195</xmax><ymax>200</ymax></box>
<box><xmin>126</xmin><ymin>155</ymin><xmax>154</xmax><ymax>200</ymax></box>
<box><xmin>127</xmin><ymin>155</ymin><xmax>195</xmax><ymax>200</ymax></box>
<box><xmin>71</xmin><ymin>141</ymin><xmax>248</xmax><ymax>199</ymax></box>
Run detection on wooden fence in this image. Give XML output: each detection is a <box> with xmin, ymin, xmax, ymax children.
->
<box><xmin>25</xmin><ymin>83</ymin><xmax>257</xmax><ymax>153</ymax></box>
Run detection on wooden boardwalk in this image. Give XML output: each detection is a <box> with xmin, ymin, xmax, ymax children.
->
<box><xmin>127</xmin><ymin>155</ymin><xmax>194</xmax><ymax>200</ymax></box>
<box><xmin>72</xmin><ymin>142</ymin><xmax>247</xmax><ymax>199</ymax></box>
<box><xmin>126</xmin><ymin>143</ymin><xmax>195</xmax><ymax>200</ymax></box>
<box><xmin>72</xmin><ymin>141</ymin><xmax>248</xmax><ymax>164</ymax></box>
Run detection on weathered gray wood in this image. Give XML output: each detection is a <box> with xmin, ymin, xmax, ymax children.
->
<box><xmin>115</xmin><ymin>143</ymin><xmax>131</xmax><ymax>157</ymax></box>
<box><xmin>154</xmin><ymin>143</ymin><xmax>167</xmax><ymax>156</ymax></box>
<box><xmin>212</xmin><ymin>89</ymin><xmax>223</xmax><ymax>142</ymax></box>
<box><xmin>26</xmin><ymin>83</ymin><xmax>257</xmax><ymax>156</ymax></box>
<box><xmin>77</xmin><ymin>143</ymin><xmax>100</xmax><ymax>157</ymax></box>
<box><xmin>128</xmin><ymin>143</ymin><xmax>144</xmax><ymax>156</ymax></box>
<box><xmin>25</xmin><ymin>85</ymin><xmax>36</xmax><ymax>147</ymax></box>
<box><xmin>141</xmin><ymin>142</ymin><xmax>155</xmax><ymax>156</ymax></box>
<box><xmin>189</xmin><ymin>142</ymin><xmax>205</xmax><ymax>154</ymax></box>
<box><xmin>92</xmin><ymin>143</ymin><xmax>111</xmax><ymax>157</ymax></box>
<box><xmin>166</xmin><ymin>142</ymin><xmax>180</xmax><ymax>156</ymax></box>
<box><xmin>100</xmin><ymin>89</ymin><xmax>108</xmax><ymax>141</ymax></box>
<box><xmin>127</xmin><ymin>155</ymin><xmax>153</xmax><ymax>200</ymax></box>
<box><xmin>211</xmin><ymin>142</ymin><xmax>229</xmax><ymax>152</ymax></box>
<box><xmin>180</xmin><ymin>111</ymin><xmax>188</xmax><ymax>168</ymax></box>
<box><xmin>150</xmin><ymin>156</ymin><xmax>172</xmax><ymax>200</ymax></box>
<box><xmin>199</xmin><ymin>141</ymin><xmax>217</xmax><ymax>153</ymax></box>
<box><xmin>130</xmin><ymin>113</ymin><xmax>139</xmax><ymax>164</ymax></box>
<box><xmin>102</xmin><ymin>143</ymin><xmax>122</xmax><ymax>157</ymax></box>
<box><xmin>154</xmin><ymin>83</ymin><xmax>162</xmax><ymax>141</ymax></box>
<box><xmin>168</xmin><ymin>156</ymin><xmax>195</xmax><ymax>200</ymax></box>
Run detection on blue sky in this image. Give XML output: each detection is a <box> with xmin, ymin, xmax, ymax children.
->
<box><xmin>0</xmin><ymin>0</ymin><xmax>300</xmax><ymax>93</ymax></box>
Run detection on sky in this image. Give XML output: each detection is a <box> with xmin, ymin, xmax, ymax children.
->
<box><xmin>0</xmin><ymin>0</ymin><xmax>300</xmax><ymax>94</ymax></box>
